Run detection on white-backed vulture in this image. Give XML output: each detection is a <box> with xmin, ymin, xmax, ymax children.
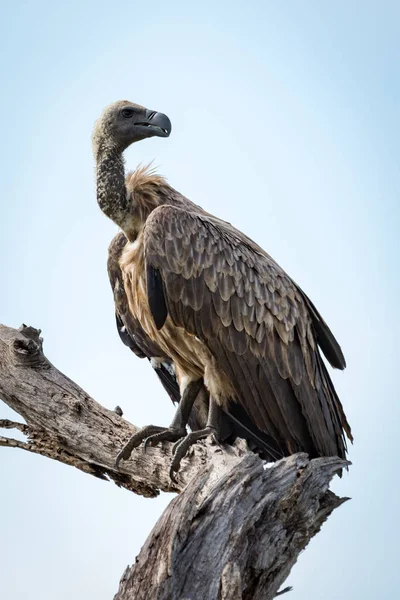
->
<box><xmin>93</xmin><ymin>100</ymin><xmax>353</xmax><ymax>477</ymax></box>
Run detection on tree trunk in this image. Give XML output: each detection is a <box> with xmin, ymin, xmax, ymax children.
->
<box><xmin>0</xmin><ymin>324</ymin><xmax>349</xmax><ymax>599</ymax></box>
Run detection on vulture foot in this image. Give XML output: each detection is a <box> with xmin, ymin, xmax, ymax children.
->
<box><xmin>116</xmin><ymin>425</ymin><xmax>168</xmax><ymax>468</ymax></box>
<box><xmin>169</xmin><ymin>426</ymin><xmax>219</xmax><ymax>482</ymax></box>
<box><xmin>143</xmin><ymin>426</ymin><xmax>187</xmax><ymax>449</ymax></box>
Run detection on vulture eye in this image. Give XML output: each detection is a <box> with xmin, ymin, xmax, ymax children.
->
<box><xmin>121</xmin><ymin>108</ymin><xmax>135</xmax><ymax>118</ymax></box>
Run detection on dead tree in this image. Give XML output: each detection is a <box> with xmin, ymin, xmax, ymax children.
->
<box><xmin>0</xmin><ymin>324</ymin><xmax>349</xmax><ymax>600</ymax></box>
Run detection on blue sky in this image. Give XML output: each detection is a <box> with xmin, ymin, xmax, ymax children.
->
<box><xmin>1</xmin><ymin>2</ymin><xmax>399</xmax><ymax>598</ymax></box>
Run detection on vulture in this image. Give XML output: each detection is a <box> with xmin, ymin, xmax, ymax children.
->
<box><xmin>93</xmin><ymin>100</ymin><xmax>352</xmax><ymax>478</ymax></box>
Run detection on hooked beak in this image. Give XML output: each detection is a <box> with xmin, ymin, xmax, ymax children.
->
<box><xmin>135</xmin><ymin>110</ymin><xmax>171</xmax><ymax>138</ymax></box>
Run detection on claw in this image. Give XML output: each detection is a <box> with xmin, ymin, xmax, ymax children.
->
<box><xmin>115</xmin><ymin>424</ymin><xmax>166</xmax><ymax>468</ymax></box>
<box><xmin>143</xmin><ymin>427</ymin><xmax>187</xmax><ymax>450</ymax></box>
<box><xmin>115</xmin><ymin>446</ymin><xmax>131</xmax><ymax>470</ymax></box>
<box><xmin>170</xmin><ymin>427</ymin><xmax>217</xmax><ymax>478</ymax></box>
<box><xmin>169</xmin><ymin>465</ymin><xmax>179</xmax><ymax>484</ymax></box>
<box><xmin>116</xmin><ymin>422</ymin><xmax>219</xmax><ymax>480</ymax></box>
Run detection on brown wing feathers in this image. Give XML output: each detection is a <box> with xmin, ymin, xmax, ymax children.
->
<box><xmin>107</xmin><ymin>232</ymin><xmax>182</xmax><ymax>406</ymax></box>
<box><xmin>302</xmin><ymin>291</ymin><xmax>347</xmax><ymax>370</ymax></box>
<box><xmin>144</xmin><ymin>205</ymin><xmax>352</xmax><ymax>460</ymax></box>
<box><xmin>147</xmin><ymin>266</ymin><xmax>168</xmax><ymax>330</ymax></box>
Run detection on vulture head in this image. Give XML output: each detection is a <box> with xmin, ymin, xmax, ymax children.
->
<box><xmin>92</xmin><ymin>100</ymin><xmax>171</xmax><ymax>156</ymax></box>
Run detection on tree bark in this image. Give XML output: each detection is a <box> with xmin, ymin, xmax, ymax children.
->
<box><xmin>0</xmin><ymin>324</ymin><xmax>349</xmax><ymax>599</ymax></box>
<box><xmin>115</xmin><ymin>453</ymin><xmax>347</xmax><ymax>600</ymax></box>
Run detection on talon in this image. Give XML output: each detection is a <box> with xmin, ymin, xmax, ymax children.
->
<box><xmin>169</xmin><ymin>466</ymin><xmax>179</xmax><ymax>483</ymax></box>
<box><xmin>144</xmin><ymin>427</ymin><xmax>187</xmax><ymax>450</ymax></box>
<box><xmin>115</xmin><ymin>449</ymin><xmax>127</xmax><ymax>470</ymax></box>
<box><xmin>169</xmin><ymin>426</ymin><xmax>218</xmax><ymax>478</ymax></box>
<box><xmin>115</xmin><ymin>436</ymin><xmax>141</xmax><ymax>468</ymax></box>
<box><xmin>115</xmin><ymin>424</ymin><xmax>166</xmax><ymax>468</ymax></box>
<box><xmin>143</xmin><ymin>437</ymin><xmax>153</xmax><ymax>451</ymax></box>
<box><xmin>172</xmin><ymin>438</ymin><xmax>181</xmax><ymax>456</ymax></box>
<box><xmin>116</xmin><ymin>437</ymin><xmax>141</xmax><ymax>467</ymax></box>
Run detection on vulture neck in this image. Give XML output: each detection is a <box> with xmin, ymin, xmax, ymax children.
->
<box><xmin>96</xmin><ymin>141</ymin><xmax>170</xmax><ymax>242</ymax></box>
<box><xmin>95</xmin><ymin>143</ymin><xmax>136</xmax><ymax>240</ymax></box>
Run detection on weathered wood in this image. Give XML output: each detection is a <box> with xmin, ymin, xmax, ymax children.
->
<box><xmin>115</xmin><ymin>453</ymin><xmax>348</xmax><ymax>600</ymax></box>
<box><xmin>0</xmin><ymin>323</ymin><xmax>350</xmax><ymax>599</ymax></box>
<box><xmin>0</xmin><ymin>323</ymin><xmax>244</xmax><ymax>497</ymax></box>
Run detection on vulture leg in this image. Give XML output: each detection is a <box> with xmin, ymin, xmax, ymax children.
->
<box><xmin>115</xmin><ymin>379</ymin><xmax>203</xmax><ymax>468</ymax></box>
<box><xmin>143</xmin><ymin>378</ymin><xmax>204</xmax><ymax>448</ymax></box>
<box><xmin>169</xmin><ymin>397</ymin><xmax>221</xmax><ymax>481</ymax></box>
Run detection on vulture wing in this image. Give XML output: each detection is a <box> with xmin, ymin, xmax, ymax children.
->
<box><xmin>144</xmin><ymin>205</ymin><xmax>352</xmax><ymax>460</ymax></box>
<box><xmin>107</xmin><ymin>232</ymin><xmax>181</xmax><ymax>406</ymax></box>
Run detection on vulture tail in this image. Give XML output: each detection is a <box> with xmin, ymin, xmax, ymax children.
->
<box><xmin>223</xmin><ymin>403</ymin><xmax>285</xmax><ymax>462</ymax></box>
<box><xmin>151</xmin><ymin>361</ymin><xmax>181</xmax><ymax>406</ymax></box>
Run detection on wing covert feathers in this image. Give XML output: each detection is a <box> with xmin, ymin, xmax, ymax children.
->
<box><xmin>143</xmin><ymin>205</ymin><xmax>352</xmax><ymax>460</ymax></box>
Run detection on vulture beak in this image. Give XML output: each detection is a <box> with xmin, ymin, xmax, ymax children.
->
<box><xmin>136</xmin><ymin>110</ymin><xmax>172</xmax><ymax>138</ymax></box>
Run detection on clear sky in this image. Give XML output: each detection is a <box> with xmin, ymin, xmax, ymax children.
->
<box><xmin>1</xmin><ymin>1</ymin><xmax>399</xmax><ymax>598</ymax></box>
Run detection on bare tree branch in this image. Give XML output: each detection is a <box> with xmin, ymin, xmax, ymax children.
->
<box><xmin>0</xmin><ymin>435</ymin><xmax>31</xmax><ymax>450</ymax></box>
<box><xmin>0</xmin><ymin>418</ymin><xmax>30</xmax><ymax>433</ymax></box>
<box><xmin>0</xmin><ymin>324</ymin><xmax>251</xmax><ymax>496</ymax></box>
<box><xmin>114</xmin><ymin>453</ymin><xmax>348</xmax><ymax>600</ymax></box>
<box><xmin>0</xmin><ymin>323</ymin><xmax>350</xmax><ymax>599</ymax></box>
